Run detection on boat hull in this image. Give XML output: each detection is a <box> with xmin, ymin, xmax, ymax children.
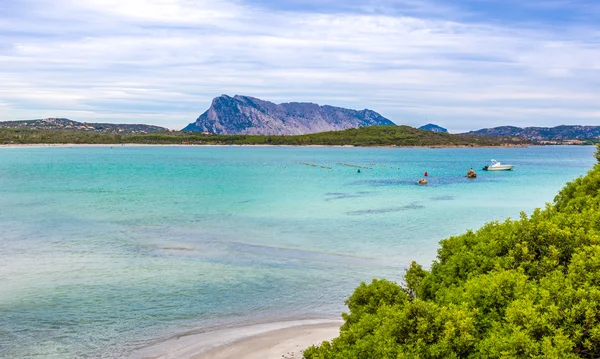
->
<box><xmin>484</xmin><ymin>165</ymin><xmax>514</xmax><ymax>171</ymax></box>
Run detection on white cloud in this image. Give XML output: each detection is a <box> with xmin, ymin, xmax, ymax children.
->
<box><xmin>75</xmin><ymin>0</ymin><xmax>242</xmax><ymax>23</ymax></box>
<box><xmin>0</xmin><ymin>0</ymin><xmax>599</xmax><ymax>131</ymax></box>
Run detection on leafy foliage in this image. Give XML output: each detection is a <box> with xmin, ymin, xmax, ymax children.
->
<box><xmin>304</xmin><ymin>146</ymin><xmax>600</xmax><ymax>359</ymax></box>
<box><xmin>0</xmin><ymin>126</ymin><xmax>530</xmax><ymax>147</ymax></box>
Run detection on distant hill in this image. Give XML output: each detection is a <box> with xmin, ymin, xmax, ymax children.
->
<box><xmin>419</xmin><ymin>124</ymin><xmax>448</xmax><ymax>133</ymax></box>
<box><xmin>183</xmin><ymin>95</ymin><xmax>395</xmax><ymax>135</ymax></box>
<box><xmin>0</xmin><ymin>118</ymin><xmax>169</xmax><ymax>134</ymax></box>
<box><xmin>1</xmin><ymin>125</ymin><xmax>531</xmax><ymax>147</ymax></box>
<box><xmin>254</xmin><ymin>125</ymin><xmax>530</xmax><ymax>147</ymax></box>
<box><xmin>465</xmin><ymin>125</ymin><xmax>600</xmax><ymax>140</ymax></box>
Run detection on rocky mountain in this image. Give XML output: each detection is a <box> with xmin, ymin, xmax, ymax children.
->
<box><xmin>419</xmin><ymin>123</ymin><xmax>448</xmax><ymax>133</ymax></box>
<box><xmin>0</xmin><ymin>118</ymin><xmax>169</xmax><ymax>134</ymax></box>
<box><xmin>465</xmin><ymin>125</ymin><xmax>600</xmax><ymax>140</ymax></box>
<box><xmin>183</xmin><ymin>95</ymin><xmax>395</xmax><ymax>135</ymax></box>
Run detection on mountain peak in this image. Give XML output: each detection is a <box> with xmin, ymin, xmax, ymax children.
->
<box><xmin>232</xmin><ymin>94</ymin><xmax>255</xmax><ymax>100</ymax></box>
<box><xmin>184</xmin><ymin>95</ymin><xmax>395</xmax><ymax>135</ymax></box>
<box><xmin>419</xmin><ymin>123</ymin><xmax>448</xmax><ymax>133</ymax></box>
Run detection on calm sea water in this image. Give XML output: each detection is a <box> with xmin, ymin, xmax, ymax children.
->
<box><xmin>0</xmin><ymin>145</ymin><xmax>596</xmax><ymax>358</ymax></box>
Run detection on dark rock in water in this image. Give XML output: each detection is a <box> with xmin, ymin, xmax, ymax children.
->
<box><xmin>183</xmin><ymin>95</ymin><xmax>395</xmax><ymax>135</ymax></box>
<box><xmin>418</xmin><ymin>123</ymin><xmax>448</xmax><ymax>133</ymax></box>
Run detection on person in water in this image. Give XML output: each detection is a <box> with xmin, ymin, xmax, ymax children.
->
<box><xmin>357</xmin><ymin>169</ymin><xmax>361</xmax><ymax>173</ymax></box>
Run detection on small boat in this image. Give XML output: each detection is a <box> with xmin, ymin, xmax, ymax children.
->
<box><xmin>483</xmin><ymin>159</ymin><xmax>514</xmax><ymax>171</ymax></box>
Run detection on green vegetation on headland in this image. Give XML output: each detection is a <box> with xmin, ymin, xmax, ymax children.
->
<box><xmin>0</xmin><ymin>118</ymin><xmax>168</xmax><ymax>134</ymax></box>
<box><xmin>304</xmin><ymin>146</ymin><xmax>600</xmax><ymax>359</ymax></box>
<box><xmin>0</xmin><ymin>126</ymin><xmax>530</xmax><ymax>147</ymax></box>
<box><xmin>581</xmin><ymin>139</ymin><xmax>600</xmax><ymax>146</ymax></box>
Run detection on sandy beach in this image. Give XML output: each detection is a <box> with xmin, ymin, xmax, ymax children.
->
<box><xmin>198</xmin><ymin>322</ymin><xmax>341</xmax><ymax>359</ymax></box>
<box><xmin>127</xmin><ymin>320</ymin><xmax>342</xmax><ymax>359</ymax></box>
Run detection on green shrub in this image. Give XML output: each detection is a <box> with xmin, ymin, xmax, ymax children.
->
<box><xmin>305</xmin><ymin>145</ymin><xmax>600</xmax><ymax>359</ymax></box>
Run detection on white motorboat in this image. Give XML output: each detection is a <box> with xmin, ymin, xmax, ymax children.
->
<box><xmin>483</xmin><ymin>159</ymin><xmax>514</xmax><ymax>171</ymax></box>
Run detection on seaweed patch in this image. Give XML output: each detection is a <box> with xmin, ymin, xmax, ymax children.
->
<box><xmin>429</xmin><ymin>195</ymin><xmax>454</xmax><ymax>201</ymax></box>
<box><xmin>325</xmin><ymin>191</ymin><xmax>372</xmax><ymax>201</ymax></box>
<box><xmin>346</xmin><ymin>203</ymin><xmax>425</xmax><ymax>215</ymax></box>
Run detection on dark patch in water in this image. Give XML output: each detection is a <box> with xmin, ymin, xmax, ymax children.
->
<box><xmin>237</xmin><ymin>200</ymin><xmax>253</xmax><ymax>204</ymax></box>
<box><xmin>430</xmin><ymin>195</ymin><xmax>454</xmax><ymax>201</ymax></box>
<box><xmin>352</xmin><ymin>176</ymin><xmax>493</xmax><ymax>187</ymax></box>
<box><xmin>161</xmin><ymin>246</ymin><xmax>195</xmax><ymax>251</ymax></box>
<box><xmin>324</xmin><ymin>191</ymin><xmax>372</xmax><ymax>201</ymax></box>
<box><xmin>224</xmin><ymin>242</ymin><xmax>387</xmax><ymax>268</ymax></box>
<box><xmin>346</xmin><ymin>203</ymin><xmax>425</xmax><ymax>216</ymax></box>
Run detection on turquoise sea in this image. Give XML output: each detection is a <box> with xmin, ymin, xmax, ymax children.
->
<box><xmin>0</xmin><ymin>145</ymin><xmax>597</xmax><ymax>358</ymax></box>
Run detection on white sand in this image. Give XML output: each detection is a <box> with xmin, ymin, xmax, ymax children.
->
<box><xmin>127</xmin><ymin>319</ymin><xmax>342</xmax><ymax>359</ymax></box>
<box><xmin>198</xmin><ymin>322</ymin><xmax>340</xmax><ymax>359</ymax></box>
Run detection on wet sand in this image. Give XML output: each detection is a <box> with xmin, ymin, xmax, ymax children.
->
<box><xmin>198</xmin><ymin>322</ymin><xmax>340</xmax><ymax>359</ymax></box>
<box><xmin>127</xmin><ymin>320</ymin><xmax>341</xmax><ymax>359</ymax></box>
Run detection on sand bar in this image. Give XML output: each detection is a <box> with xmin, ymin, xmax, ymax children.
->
<box><xmin>127</xmin><ymin>319</ymin><xmax>342</xmax><ymax>359</ymax></box>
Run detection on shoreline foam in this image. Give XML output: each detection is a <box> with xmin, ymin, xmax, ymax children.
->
<box><xmin>126</xmin><ymin>319</ymin><xmax>342</xmax><ymax>359</ymax></box>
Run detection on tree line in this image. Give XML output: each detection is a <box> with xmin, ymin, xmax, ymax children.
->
<box><xmin>0</xmin><ymin>126</ymin><xmax>530</xmax><ymax>147</ymax></box>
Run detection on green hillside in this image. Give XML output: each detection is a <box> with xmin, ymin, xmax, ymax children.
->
<box><xmin>0</xmin><ymin>125</ymin><xmax>529</xmax><ymax>147</ymax></box>
<box><xmin>304</xmin><ymin>147</ymin><xmax>600</xmax><ymax>359</ymax></box>
<box><xmin>0</xmin><ymin>118</ymin><xmax>168</xmax><ymax>134</ymax></box>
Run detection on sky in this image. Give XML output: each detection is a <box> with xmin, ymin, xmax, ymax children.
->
<box><xmin>1</xmin><ymin>0</ymin><xmax>599</xmax><ymax>132</ymax></box>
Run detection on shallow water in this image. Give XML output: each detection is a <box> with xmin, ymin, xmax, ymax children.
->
<box><xmin>0</xmin><ymin>145</ymin><xmax>596</xmax><ymax>358</ymax></box>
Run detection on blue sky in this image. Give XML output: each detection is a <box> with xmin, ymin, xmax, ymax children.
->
<box><xmin>1</xmin><ymin>0</ymin><xmax>599</xmax><ymax>131</ymax></box>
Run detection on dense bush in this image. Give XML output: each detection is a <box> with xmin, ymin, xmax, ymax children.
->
<box><xmin>304</xmin><ymin>146</ymin><xmax>600</xmax><ymax>359</ymax></box>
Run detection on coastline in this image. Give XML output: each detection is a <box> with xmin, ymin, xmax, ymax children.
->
<box><xmin>0</xmin><ymin>143</ymin><xmax>533</xmax><ymax>149</ymax></box>
<box><xmin>126</xmin><ymin>319</ymin><xmax>342</xmax><ymax>359</ymax></box>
